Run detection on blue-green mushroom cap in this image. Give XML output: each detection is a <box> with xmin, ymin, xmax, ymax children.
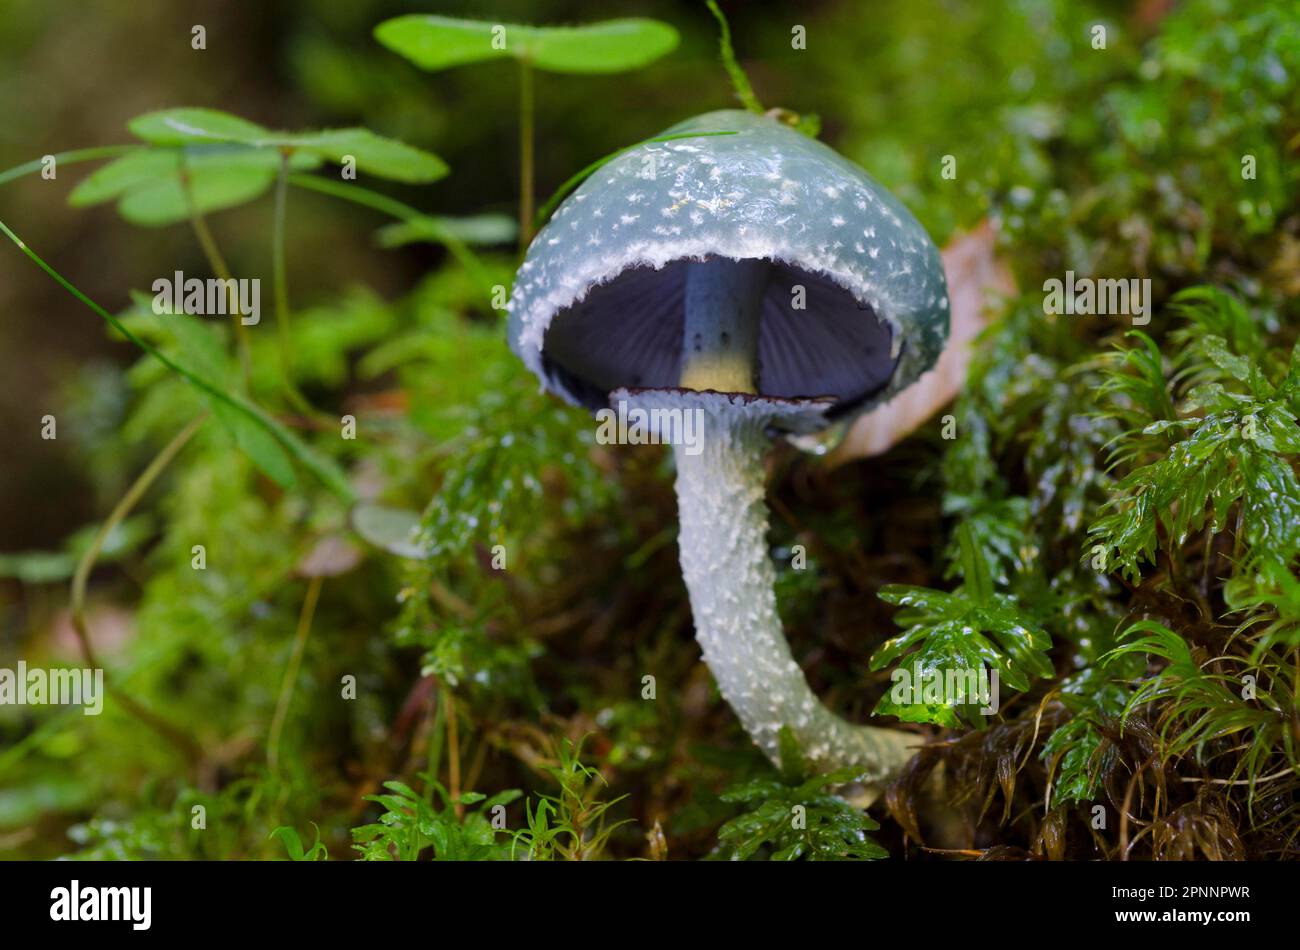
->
<box><xmin>508</xmin><ymin>110</ymin><xmax>949</xmax><ymax>432</ymax></box>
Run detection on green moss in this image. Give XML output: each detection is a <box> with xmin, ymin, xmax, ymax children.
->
<box><xmin>1</xmin><ymin>0</ymin><xmax>1297</xmax><ymax>861</ymax></box>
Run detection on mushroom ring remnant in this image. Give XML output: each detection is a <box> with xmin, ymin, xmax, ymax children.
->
<box><xmin>508</xmin><ymin>109</ymin><xmax>950</xmax><ymax>784</ymax></box>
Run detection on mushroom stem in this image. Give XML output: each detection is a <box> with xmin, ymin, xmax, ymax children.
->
<box><xmin>658</xmin><ymin>256</ymin><xmax>917</xmax><ymax>785</ymax></box>
<box><xmin>669</xmin><ymin>395</ymin><xmax>917</xmax><ymax>783</ymax></box>
<box><xmin>680</xmin><ymin>257</ymin><xmax>767</xmax><ymax>393</ymax></box>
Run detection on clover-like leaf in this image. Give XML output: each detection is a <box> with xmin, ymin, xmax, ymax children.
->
<box><xmin>128</xmin><ymin>107</ymin><xmax>448</xmax><ymax>183</ymax></box>
<box><xmin>117</xmin><ymin>157</ymin><xmax>284</xmax><ymax>227</ymax></box>
<box><xmin>127</xmin><ymin>108</ymin><xmax>268</xmax><ymax>145</ymax></box>
<box><xmin>67</xmin><ymin>149</ymin><xmax>185</xmax><ymax>206</ymax></box>
<box><xmin>374</xmin><ymin>15</ymin><xmax>678</xmax><ymax>74</ymax></box>
<box><xmin>71</xmin><ymin>147</ymin><xmax>320</xmax><ymax>226</ymax></box>
<box><xmin>70</xmin><ymin>109</ymin><xmax>447</xmax><ymax>226</ymax></box>
<box><xmin>263</xmin><ymin>128</ymin><xmax>447</xmax><ymax>183</ymax></box>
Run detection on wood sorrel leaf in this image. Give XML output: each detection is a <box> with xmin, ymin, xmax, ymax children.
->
<box><xmin>128</xmin><ymin>107</ymin><xmax>448</xmax><ymax>183</ymax></box>
<box><xmin>118</xmin><ymin>160</ymin><xmax>278</xmax><ymax>227</ymax></box>
<box><xmin>374</xmin><ymin>15</ymin><xmax>678</xmax><ymax>74</ymax></box>
<box><xmin>71</xmin><ymin>147</ymin><xmax>320</xmax><ymax>226</ymax></box>
<box><xmin>274</xmin><ymin>129</ymin><xmax>446</xmax><ymax>183</ymax></box>
<box><xmin>127</xmin><ymin>107</ymin><xmax>268</xmax><ymax>145</ymax></box>
<box><xmin>68</xmin><ymin>149</ymin><xmax>189</xmax><ymax>206</ymax></box>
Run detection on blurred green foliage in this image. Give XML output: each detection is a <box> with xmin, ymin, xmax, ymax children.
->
<box><xmin>1</xmin><ymin>0</ymin><xmax>1297</xmax><ymax>861</ymax></box>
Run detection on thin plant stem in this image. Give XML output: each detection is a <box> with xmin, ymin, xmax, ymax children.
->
<box><xmin>70</xmin><ymin>412</ymin><xmax>210</xmax><ymax>763</ymax></box>
<box><xmin>518</xmin><ymin>58</ymin><xmax>535</xmax><ymax>251</ymax></box>
<box><xmin>1180</xmin><ymin>765</ymin><xmax>1299</xmax><ymax>786</ymax></box>
<box><xmin>267</xmin><ymin>574</ymin><xmax>325</xmax><ymax>775</ymax></box>
<box><xmin>179</xmin><ymin>159</ymin><xmax>253</xmax><ymax>386</ymax></box>
<box><xmin>462</xmin><ymin>738</ymin><xmax>489</xmax><ymax>798</ymax></box>
<box><xmin>445</xmin><ymin>688</ymin><xmax>462</xmax><ymax>817</ymax></box>
<box><xmin>271</xmin><ymin>153</ymin><xmax>318</xmax><ymax>417</ymax></box>
<box><xmin>705</xmin><ymin>0</ymin><xmax>763</xmax><ymax>113</ymax></box>
<box><xmin>424</xmin><ymin>682</ymin><xmax>445</xmax><ymax>804</ymax></box>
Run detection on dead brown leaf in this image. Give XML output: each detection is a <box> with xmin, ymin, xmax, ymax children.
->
<box><xmin>828</xmin><ymin>219</ymin><xmax>1015</xmax><ymax>465</ymax></box>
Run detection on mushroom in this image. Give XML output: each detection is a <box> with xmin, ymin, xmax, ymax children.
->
<box><xmin>508</xmin><ymin>110</ymin><xmax>949</xmax><ymax>784</ymax></box>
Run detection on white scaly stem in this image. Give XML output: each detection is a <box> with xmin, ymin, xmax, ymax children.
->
<box><xmin>670</xmin><ymin>394</ymin><xmax>916</xmax><ymax>782</ymax></box>
<box><xmin>619</xmin><ymin>256</ymin><xmax>920</xmax><ymax>785</ymax></box>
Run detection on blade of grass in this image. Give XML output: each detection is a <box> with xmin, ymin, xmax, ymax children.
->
<box><xmin>0</xmin><ymin>145</ymin><xmax>142</xmax><ymax>188</ymax></box>
<box><xmin>0</xmin><ymin>218</ymin><xmax>354</xmax><ymax>503</ymax></box>
<box><xmin>179</xmin><ymin>156</ymin><xmax>253</xmax><ymax>386</ymax></box>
